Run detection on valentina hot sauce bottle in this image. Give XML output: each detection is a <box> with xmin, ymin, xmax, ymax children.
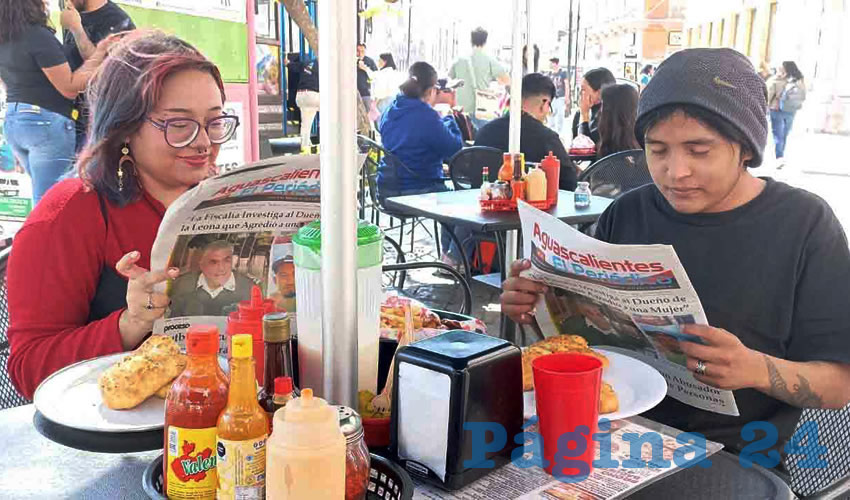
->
<box><xmin>164</xmin><ymin>325</ymin><xmax>229</xmax><ymax>499</ymax></box>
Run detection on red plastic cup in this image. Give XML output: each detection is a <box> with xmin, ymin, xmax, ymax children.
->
<box><xmin>532</xmin><ymin>353</ymin><xmax>602</xmax><ymax>480</ymax></box>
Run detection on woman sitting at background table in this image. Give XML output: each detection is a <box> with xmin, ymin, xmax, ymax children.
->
<box><xmin>503</xmin><ymin>48</ymin><xmax>850</xmax><ymax>457</ymax></box>
<box><xmin>377</xmin><ymin>61</ymin><xmax>467</xmax><ymax>269</ymax></box>
<box><xmin>7</xmin><ymin>31</ymin><xmax>239</xmax><ymax>398</ymax></box>
<box><xmin>570</xmin><ymin>67</ymin><xmax>616</xmax><ymax>145</ymax></box>
<box><xmin>595</xmin><ymin>83</ymin><xmax>641</xmax><ymax>160</ymax></box>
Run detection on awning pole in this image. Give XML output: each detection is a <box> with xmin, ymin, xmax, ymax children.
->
<box><xmin>319</xmin><ymin>0</ymin><xmax>359</xmax><ymax>408</ymax></box>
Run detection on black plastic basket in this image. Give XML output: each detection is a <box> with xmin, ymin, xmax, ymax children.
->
<box><xmin>143</xmin><ymin>452</ymin><xmax>413</xmax><ymax>500</ymax></box>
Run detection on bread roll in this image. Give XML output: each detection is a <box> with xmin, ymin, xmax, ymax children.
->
<box><xmin>99</xmin><ymin>336</ymin><xmax>186</xmax><ymax>410</ymax></box>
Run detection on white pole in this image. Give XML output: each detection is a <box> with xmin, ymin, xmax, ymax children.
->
<box><xmin>525</xmin><ymin>0</ymin><xmax>533</xmax><ymax>73</ymax></box>
<box><xmin>319</xmin><ymin>0</ymin><xmax>359</xmax><ymax>408</ymax></box>
<box><xmin>506</xmin><ymin>0</ymin><xmax>524</xmax><ymax>280</ymax></box>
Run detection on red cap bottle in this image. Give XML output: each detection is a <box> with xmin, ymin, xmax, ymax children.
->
<box><xmin>540</xmin><ymin>151</ymin><xmax>561</xmax><ymax>205</ymax></box>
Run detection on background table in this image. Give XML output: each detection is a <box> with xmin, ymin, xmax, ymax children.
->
<box><xmin>384</xmin><ymin>190</ymin><xmax>612</xmax><ymax>343</ymax></box>
<box><xmin>0</xmin><ymin>404</ymin><xmax>794</xmax><ymax>499</ymax></box>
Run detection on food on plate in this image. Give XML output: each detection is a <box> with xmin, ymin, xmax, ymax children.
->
<box><xmin>380</xmin><ymin>294</ymin><xmax>488</xmax><ymax>341</ymax></box>
<box><xmin>154</xmin><ymin>381</ymin><xmax>172</xmax><ymax>399</ymax></box>
<box><xmin>521</xmin><ymin>334</ymin><xmax>618</xmax><ymax>414</ymax></box>
<box><xmin>99</xmin><ymin>336</ymin><xmax>187</xmax><ymax>410</ymax></box>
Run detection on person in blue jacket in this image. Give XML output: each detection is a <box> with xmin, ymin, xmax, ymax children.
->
<box><xmin>377</xmin><ymin>61</ymin><xmax>466</xmax><ymax>268</ymax></box>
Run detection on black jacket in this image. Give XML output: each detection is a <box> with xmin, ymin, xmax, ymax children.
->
<box><xmin>571</xmin><ymin>103</ymin><xmax>602</xmax><ymax>144</ymax></box>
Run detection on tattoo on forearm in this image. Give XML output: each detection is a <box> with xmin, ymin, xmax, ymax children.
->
<box><xmin>764</xmin><ymin>355</ymin><xmax>825</xmax><ymax>408</ymax></box>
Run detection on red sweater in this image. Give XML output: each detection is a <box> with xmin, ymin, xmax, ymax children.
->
<box><xmin>7</xmin><ymin>179</ymin><xmax>165</xmax><ymax>399</ymax></box>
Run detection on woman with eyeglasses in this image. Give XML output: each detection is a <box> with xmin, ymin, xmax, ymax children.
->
<box><xmin>6</xmin><ymin>31</ymin><xmax>240</xmax><ymax>398</ymax></box>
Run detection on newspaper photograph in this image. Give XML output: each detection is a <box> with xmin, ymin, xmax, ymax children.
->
<box><xmin>150</xmin><ymin>155</ymin><xmax>322</xmax><ymax>353</ymax></box>
<box><xmin>413</xmin><ymin>417</ymin><xmax>723</xmax><ymax>500</ymax></box>
<box><xmin>517</xmin><ymin>201</ymin><xmax>739</xmax><ymax>416</ymax></box>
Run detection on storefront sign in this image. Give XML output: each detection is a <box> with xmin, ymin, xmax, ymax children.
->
<box><xmin>115</xmin><ymin>0</ymin><xmax>246</xmax><ymax>24</ymax></box>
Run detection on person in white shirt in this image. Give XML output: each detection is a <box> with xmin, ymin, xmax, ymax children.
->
<box><xmin>372</xmin><ymin>53</ymin><xmax>404</xmax><ymax>116</ymax></box>
<box><xmin>169</xmin><ymin>240</ymin><xmax>255</xmax><ymax>317</ymax></box>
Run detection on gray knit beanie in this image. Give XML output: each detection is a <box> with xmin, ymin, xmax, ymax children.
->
<box><xmin>635</xmin><ymin>48</ymin><xmax>768</xmax><ymax>167</ymax></box>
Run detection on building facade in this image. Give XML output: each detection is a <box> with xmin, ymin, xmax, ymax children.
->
<box><xmin>684</xmin><ymin>0</ymin><xmax>850</xmax><ymax>134</ymax></box>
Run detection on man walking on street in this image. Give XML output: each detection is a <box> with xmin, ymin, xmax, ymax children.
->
<box><xmin>449</xmin><ymin>27</ymin><xmax>510</xmax><ymax>131</ymax></box>
<box><xmin>546</xmin><ymin>57</ymin><xmax>569</xmax><ymax>137</ymax></box>
<box><xmin>61</xmin><ymin>0</ymin><xmax>134</xmax><ymax>152</ymax></box>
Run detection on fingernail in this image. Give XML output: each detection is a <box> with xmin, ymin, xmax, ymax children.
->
<box><xmin>130</xmin><ymin>251</ymin><xmax>140</xmax><ymax>258</ymax></box>
<box><xmin>168</xmin><ymin>268</ymin><xmax>179</xmax><ymax>275</ymax></box>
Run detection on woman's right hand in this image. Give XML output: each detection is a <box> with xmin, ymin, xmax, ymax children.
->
<box><xmin>116</xmin><ymin>251</ymin><xmax>179</xmax><ymax>350</ymax></box>
<box><xmin>501</xmin><ymin>259</ymin><xmax>548</xmax><ymax>324</ymax></box>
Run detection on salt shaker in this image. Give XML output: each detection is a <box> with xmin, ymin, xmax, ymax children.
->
<box><xmin>574</xmin><ymin>181</ymin><xmax>591</xmax><ymax>208</ymax></box>
<box><xmin>337</xmin><ymin>406</ymin><xmax>371</xmax><ymax>500</ymax></box>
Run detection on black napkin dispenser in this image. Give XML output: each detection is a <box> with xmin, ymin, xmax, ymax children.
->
<box><xmin>389</xmin><ymin>330</ymin><xmax>523</xmax><ymax>490</ymax></box>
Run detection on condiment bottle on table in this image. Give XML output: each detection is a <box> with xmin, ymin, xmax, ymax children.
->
<box><xmin>266</xmin><ymin>388</ymin><xmax>346</xmax><ymax>499</ymax></box>
<box><xmin>511</xmin><ymin>152</ymin><xmax>527</xmax><ymax>202</ymax></box>
<box><xmin>164</xmin><ymin>325</ymin><xmax>229</xmax><ymax>500</ymax></box>
<box><xmin>498</xmin><ymin>153</ymin><xmax>513</xmax><ymax>182</ymax></box>
<box><xmin>539</xmin><ymin>151</ymin><xmax>560</xmax><ymax>205</ymax></box>
<box><xmin>216</xmin><ymin>334</ymin><xmax>269</xmax><ymax>499</ymax></box>
<box><xmin>259</xmin><ymin>312</ymin><xmax>296</xmax><ymax>426</ymax></box>
<box><xmin>525</xmin><ymin>165</ymin><xmax>547</xmax><ymax>202</ymax></box>
<box><xmin>338</xmin><ymin>406</ymin><xmax>371</xmax><ymax>500</ymax></box>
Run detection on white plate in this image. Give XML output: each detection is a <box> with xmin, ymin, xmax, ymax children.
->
<box><xmin>34</xmin><ymin>353</ymin><xmax>228</xmax><ymax>433</ymax></box>
<box><xmin>523</xmin><ymin>348</ymin><xmax>667</xmax><ymax>422</ymax></box>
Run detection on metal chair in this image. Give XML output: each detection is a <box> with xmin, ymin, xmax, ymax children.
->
<box><xmin>447</xmin><ymin>146</ymin><xmax>504</xmax><ymax>190</ymax></box>
<box><xmin>577</xmin><ymin>149</ymin><xmax>652</xmax><ymax>199</ymax></box>
<box><xmin>0</xmin><ymin>246</ymin><xmax>30</xmax><ymax>410</ymax></box>
<box><xmin>356</xmin><ymin>135</ymin><xmax>470</xmax><ymax>279</ymax></box>
<box><xmin>784</xmin><ymin>406</ymin><xmax>850</xmax><ymax>498</ymax></box>
<box><xmin>382</xmin><ymin>261</ymin><xmax>472</xmax><ymax>316</ymax></box>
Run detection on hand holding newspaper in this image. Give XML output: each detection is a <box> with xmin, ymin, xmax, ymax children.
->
<box><xmin>517</xmin><ymin>201</ymin><xmax>739</xmax><ymax>417</ymax></box>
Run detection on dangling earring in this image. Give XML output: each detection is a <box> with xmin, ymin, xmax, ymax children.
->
<box><xmin>118</xmin><ymin>142</ymin><xmax>135</xmax><ymax>192</ymax></box>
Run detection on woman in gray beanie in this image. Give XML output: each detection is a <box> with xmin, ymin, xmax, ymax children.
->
<box><xmin>503</xmin><ymin>48</ymin><xmax>850</xmax><ymax>458</ymax></box>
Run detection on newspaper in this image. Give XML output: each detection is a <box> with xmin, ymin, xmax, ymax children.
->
<box><xmin>517</xmin><ymin>201</ymin><xmax>739</xmax><ymax>416</ymax></box>
<box><xmin>150</xmin><ymin>155</ymin><xmax>321</xmax><ymax>353</ymax></box>
<box><xmin>413</xmin><ymin>416</ymin><xmax>723</xmax><ymax>500</ymax></box>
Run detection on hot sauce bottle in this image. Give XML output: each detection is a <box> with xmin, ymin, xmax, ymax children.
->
<box><xmin>216</xmin><ymin>334</ymin><xmax>269</xmax><ymax>499</ymax></box>
<box><xmin>164</xmin><ymin>325</ymin><xmax>229</xmax><ymax>499</ymax></box>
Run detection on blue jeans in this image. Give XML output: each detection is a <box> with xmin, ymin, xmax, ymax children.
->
<box><xmin>4</xmin><ymin>103</ymin><xmax>76</xmax><ymax>203</ymax></box>
<box><xmin>378</xmin><ymin>182</ymin><xmax>476</xmax><ymax>265</ymax></box>
<box><xmin>770</xmin><ymin>110</ymin><xmax>795</xmax><ymax>159</ymax></box>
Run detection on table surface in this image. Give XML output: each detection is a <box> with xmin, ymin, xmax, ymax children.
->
<box><xmin>384</xmin><ymin>189</ymin><xmax>613</xmax><ymax>233</ymax></box>
<box><xmin>0</xmin><ymin>404</ymin><xmax>795</xmax><ymax>500</ymax></box>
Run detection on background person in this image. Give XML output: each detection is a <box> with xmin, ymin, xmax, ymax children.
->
<box><xmin>475</xmin><ymin>73</ymin><xmax>578</xmax><ymax>191</ymax></box>
<box><xmin>546</xmin><ymin>57</ymin><xmax>569</xmax><ymax>137</ymax></box>
<box><xmin>372</xmin><ymin>52</ymin><xmax>404</xmax><ymax>116</ymax></box>
<box><xmin>503</xmin><ymin>48</ymin><xmax>850</xmax><ymax>456</ymax></box>
<box><xmin>169</xmin><ymin>240</ymin><xmax>255</xmax><ymax>317</ymax></box>
<box><xmin>60</xmin><ymin>0</ymin><xmax>135</xmax><ymax>152</ymax></box>
<box><xmin>356</xmin><ymin>43</ymin><xmax>378</xmax><ymax>112</ymax></box>
<box><xmin>767</xmin><ymin>61</ymin><xmax>806</xmax><ymax>166</ymax></box>
<box><xmin>449</xmin><ymin>27</ymin><xmax>510</xmax><ymax>130</ymax></box>
<box><xmin>295</xmin><ymin>58</ymin><xmax>319</xmax><ymax>152</ymax></box>
<box><xmin>596</xmin><ymin>83</ymin><xmax>641</xmax><ymax>159</ymax></box>
<box><xmin>639</xmin><ymin>64</ymin><xmax>654</xmax><ymax>87</ymax></box>
<box><xmin>0</xmin><ymin>0</ymin><xmax>113</xmax><ymax>203</ymax></box>
<box><xmin>6</xmin><ymin>32</ymin><xmax>239</xmax><ymax>398</ymax></box>
<box><xmin>571</xmin><ymin>67</ymin><xmax>616</xmax><ymax>144</ymax></box>
<box><xmin>377</xmin><ymin>61</ymin><xmax>465</xmax><ymax>268</ymax></box>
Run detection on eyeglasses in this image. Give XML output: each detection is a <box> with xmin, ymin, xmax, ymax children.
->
<box><xmin>146</xmin><ymin>115</ymin><xmax>240</xmax><ymax>148</ymax></box>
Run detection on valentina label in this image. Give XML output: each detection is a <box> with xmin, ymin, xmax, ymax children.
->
<box><xmin>172</xmin><ymin>440</ymin><xmax>216</xmax><ymax>483</ymax></box>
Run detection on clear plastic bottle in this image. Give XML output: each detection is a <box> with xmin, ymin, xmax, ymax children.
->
<box><xmin>574</xmin><ymin>181</ymin><xmax>591</xmax><ymax>208</ymax></box>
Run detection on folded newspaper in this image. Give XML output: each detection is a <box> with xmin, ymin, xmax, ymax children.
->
<box><xmin>413</xmin><ymin>416</ymin><xmax>723</xmax><ymax>500</ymax></box>
<box><xmin>150</xmin><ymin>155</ymin><xmax>322</xmax><ymax>352</ymax></box>
<box><xmin>517</xmin><ymin>201</ymin><xmax>739</xmax><ymax>417</ymax></box>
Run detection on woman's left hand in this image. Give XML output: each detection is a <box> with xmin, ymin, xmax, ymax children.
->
<box><xmin>678</xmin><ymin>324</ymin><xmax>765</xmax><ymax>390</ymax></box>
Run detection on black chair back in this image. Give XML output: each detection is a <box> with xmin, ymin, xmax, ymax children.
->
<box><xmin>356</xmin><ymin>135</ymin><xmax>420</xmax><ymax>209</ymax></box>
<box><xmin>1</xmin><ymin>247</ymin><xmax>30</xmax><ymax>410</ymax></box>
<box><xmin>578</xmin><ymin>149</ymin><xmax>651</xmax><ymax>199</ymax></box>
<box><xmin>448</xmin><ymin>146</ymin><xmax>504</xmax><ymax>190</ymax></box>
<box><xmin>785</xmin><ymin>407</ymin><xmax>850</xmax><ymax>497</ymax></box>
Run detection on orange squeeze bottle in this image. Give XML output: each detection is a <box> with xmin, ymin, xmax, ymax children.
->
<box><xmin>498</xmin><ymin>153</ymin><xmax>513</xmax><ymax>182</ymax></box>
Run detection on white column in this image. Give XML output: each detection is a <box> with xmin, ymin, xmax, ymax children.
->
<box><xmin>506</xmin><ymin>0</ymin><xmax>525</xmax><ymax>267</ymax></box>
<box><xmin>319</xmin><ymin>0</ymin><xmax>359</xmax><ymax>408</ymax></box>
